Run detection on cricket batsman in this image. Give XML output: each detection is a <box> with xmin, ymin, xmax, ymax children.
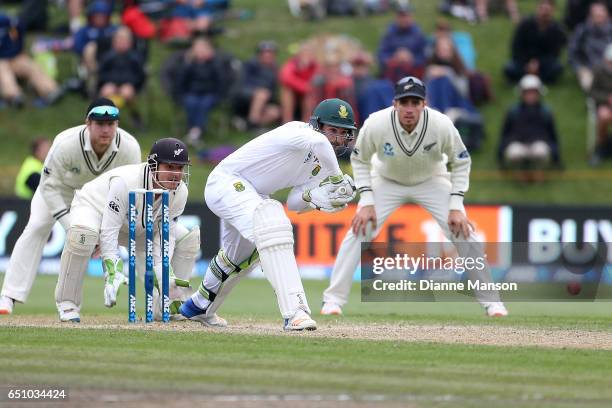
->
<box><xmin>321</xmin><ymin>77</ymin><xmax>509</xmax><ymax>317</ymax></box>
<box><xmin>54</xmin><ymin>138</ymin><xmax>206</xmax><ymax>323</ymax></box>
<box><xmin>180</xmin><ymin>98</ymin><xmax>358</xmax><ymax>331</ymax></box>
<box><xmin>0</xmin><ymin>98</ymin><xmax>141</xmax><ymax>315</ymax></box>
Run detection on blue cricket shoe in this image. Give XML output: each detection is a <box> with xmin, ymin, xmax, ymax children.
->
<box><xmin>179</xmin><ymin>298</ymin><xmax>228</xmax><ymax>327</ymax></box>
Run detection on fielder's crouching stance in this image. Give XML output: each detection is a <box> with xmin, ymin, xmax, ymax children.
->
<box><xmin>180</xmin><ymin>98</ymin><xmax>358</xmax><ymax>331</ymax></box>
<box><xmin>321</xmin><ymin>77</ymin><xmax>508</xmax><ymax>317</ymax></box>
<box><xmin>55</xmin><ymin>138</ymin><xmax>209</xmax><ymax>323</ymax></box>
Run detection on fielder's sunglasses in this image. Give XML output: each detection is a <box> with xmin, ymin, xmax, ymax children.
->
<box><xmin>87</xmin><ymin>105</ymin><xmax>120</xmax><ymax>120</ymax></box>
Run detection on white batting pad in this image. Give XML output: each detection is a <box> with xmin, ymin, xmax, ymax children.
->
<box><xmin>253</xmin><ymin>199</ymin><xmax>310</xmax><ymax>318</ymax></box>
<box><xmin>172</xmin><ymin>225</ymin><xmax>200</xmax><ymax>281</ymax></box>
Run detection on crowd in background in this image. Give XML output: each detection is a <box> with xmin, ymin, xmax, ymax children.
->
<box><xmin>2</xmin><ymin>0</ymin><xmax>612</xmax><ymax>194</ymax></box>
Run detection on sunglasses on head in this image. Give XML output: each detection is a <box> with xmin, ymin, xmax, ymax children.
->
<box><xmin>87</xmin><ymin>105</ymin><xmax>119</xmax><ymax>120</ymax></box>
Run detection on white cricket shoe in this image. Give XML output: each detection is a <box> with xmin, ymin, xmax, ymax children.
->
<box><xmin>320</xmin><ymin>302</ymin><xmax>343</xmax><ymax>315</ymax></box>
<box><xmin>58</xmin><ymin>302</ymin><xmax>81</xmax><ymax>323</ymax></box>
<box><xmin>284</xmin><ymin>310</ymin><xmax>317</xmax><ymax>331</ymax></box>
<box><xmin>0</xmin><ymin>296</ymin><xmax>14</xmax><ymax>315</ymax></box>
<box><xmin>485</xmin><ymin>302</ymin><xmax>508</xmax><ymax>317</ymax></box>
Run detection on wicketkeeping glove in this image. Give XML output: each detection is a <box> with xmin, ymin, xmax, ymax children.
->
<box><xmin>103</xmin><ymin>258</ymin><xmax>128</xmax><ymax>308</ymax></box>
<box><xmin>302</xmin><ymin>174</ymin><xmax>357</xmax><ymax>212</ymax></box>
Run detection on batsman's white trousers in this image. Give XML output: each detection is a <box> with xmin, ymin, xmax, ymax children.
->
<box><xmin>204</xmin><ymin>169</ymin><xmax>263</xmax><ymax>265</ymax></box>
<box><xmin>323</xmin><ymin>173</ymin><xmax>500</xmax><ymax>306</ymax></box>
<box><xmin>1</xmin><ymin>188</ymin><xmax>68</xmax><ymax>303</ymax></box>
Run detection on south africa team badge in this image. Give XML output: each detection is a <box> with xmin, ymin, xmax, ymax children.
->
<box><xmin>233</xmin><ymin>182</ymin><xmax>245</xmax><ymax>192</ymax></box>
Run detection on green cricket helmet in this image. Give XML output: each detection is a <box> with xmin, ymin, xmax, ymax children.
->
<box><xmin>310</xmin><ymin>98</ymin><xmax>358</xmax><ymax>131</ymax></box>
<box><xmin>309</xmin><ymin>98</ymin><xmax>357</xmax><ymax>157</ymax></box>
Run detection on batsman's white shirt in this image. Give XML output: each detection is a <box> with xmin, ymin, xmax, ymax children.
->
<box><xmin>1</xmin><ymin>125</ymin><xmax>141</xmax><ymax>303</ymax></box>
<box><xmin>323</xmin><ymin>106</ymin><xmax>500</xmax><ymax>306</ymax></box>
<box><xmin>205</xmin><ymin>121</ymin><xmax>342</xmax><ymax>263</ymax></box>
<box><xmin>71</xmin><ymin>162</ymin><xmax>188</xmax><ymax>273</ymax></box>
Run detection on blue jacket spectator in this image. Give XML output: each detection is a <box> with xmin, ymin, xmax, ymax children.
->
<box><xmin>0</xmin><ymin>14</ymin><xmax>24</xmax><ymax>59</ymax></box>
<box><xmin>377</xmin><ymin>5</ymin><xmax>427</xmax><ymax>76</ymax></box>
<box><xmin>73</xmin><ymin>1</ymin><xmax>117</xmax><ymax>56</ymax></box>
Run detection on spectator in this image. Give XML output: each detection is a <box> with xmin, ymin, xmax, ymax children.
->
<box><xmin>377</xmin><ymin>4</ymin><xmax>427</xmax><ymax>83</ymax></box>
<box><xmin>426</xmin><ymin>35</ymin><xmax>469</xmax><ymax>99</ymax></box>
<box><xmin>72</xmin><ymin>1</ymin><xmax>117</xmax><ymax>96</ymax></box>
<box><xmin>0</xmin><ymin>14</ymin><xmax>61</xmax><ymax>108</ymax></box>
<box><xmin>504</xmin><ymin>0</ymin><xmax>567</xmax><ymax>84</ymax></box>
<box><xmin>15</xmin><ymin>138</ymin><xmax>51</xmax><ymax>200</ymax></box>
<box><xmin>498</xmin><ymin>75</ymin><xmax>561</xmax><ymax>180</ymax></box>
<box><xmin>97</xmin><ymin>26</ymin><xmax>146</xmax><ymax>127</ymax></box>
<box><xmin>306</xmin><ymin>53</ymin><xmax>357</xmax><ymax>121</ymax></box>
<box><xmin>589</xmin><ymin>44</ymin><xmax>612</xmax><ymax>165</ymax></box>
<box><xmin>350</xmin><ymin>52</ymin><xmax>393</xmax><ymax>124</ymax></box>
<box><xmin>231</xmin><ymin>41</ymin><xmax>281</xmax><ymax>130</ymax></box>
<box><xmin>564</xmin><ymin>0</ymin><xmax>612</xmax><ymax>32</ymax></box>
<box><xmin>176</xmin><ymin>36</ymin><xmax>225</xmax><ymax>145</ymax></box>
<box><xmin>474</xmin><ymin>0</ymin><xmax>520</xmax><ymax>24</ymax></box>
<box><xmin>279</xmin><ymin>43</ymin><xmax>319</xmax><ymax>123</ymax></box>
<box><xmin>569</xmin><ymin>1</ymin><xmax>612</xmax><ymax>91</ymax></box>
<box><xmin>171</xmin><ymin>0</ymin><xmax>230</xmax><ymax>34</ymax></box>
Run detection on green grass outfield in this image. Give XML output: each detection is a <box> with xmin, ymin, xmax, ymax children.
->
<box><xmin>1</xmin><ymin>274</ymin><xmax>612</xmax><ymax>407</ymax></box>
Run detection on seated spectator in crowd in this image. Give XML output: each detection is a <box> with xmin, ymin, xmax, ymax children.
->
<box><xmin>569</xmin><ymin>1</ymin><xmax>612</xmax><ymax>91</ymax></box>
<box><xmin>279</xmin><ymin>43</ymin><xmax>319</xmax><ymax>123</ymax></box>
<box><xmin>377</xmin><ymin>4</ymin><xmax>427</xmax><ymax>83</ymax></box>
<box><xmin>72</xmin><ymin>1</ymin><xmax>117</xmax><ymax>96</ymax></box>
<box><xmin>351</xmin><ymin>52</ymin><xmax>394</xmax><ymax>124</ymax></box>
<box><xmin>498</xmin><ymin>75</ymin><xmax>561</xmax><ymax>180</ymax></box>
<box><xmin>231</xmin><ymin>41</ymin><xmax>280</xmax><ymax>130</ymax></box>
<box><xmin>97</xmin><ymin>26</ymin><xmax>146</xmax><ymax>127</ymax></box>
<box><xmin>426</xmin><ymin>36</ymin><xmax>469</xmax><ymax>101</ymax></box>
<box><xmin>425</xmin><ymin>36</ymin><xmax>484</xmax><ymax>150</ymax></box>
<box><xmin>15</xmin><ymin>138</ymin><xmax>51</xmax><ymax>200</ymax></box>
<box><xmin>474</xmin><ymin>0</ymin><xmax>520</xmax><ymax>24</ymax></box>
<box><xmin>589</xmin><ymin>44</ymin><xmax>612</xmax><ymax>165</ymax></box>
<box><xmin>171</xmin><ymin>0</ymin><xmax>229</xmax><ymax>34</ymax></box>
<box><xmin>564</xmin><ymin>0</ymin><xmax>612</xmax><ymax>32</ymax></box>
<box><xmin>0</xmin><ymin>14</ymin><xmax>61</xmax><ymax>108</ymax></box>
<box><xmin>176</xmin><ymin>36</ymin><xmax>225</xmax><ymax>145</ymax></box>
<box><xmin>306</xmin><ymin>53</ymin><xmax>357</xmax><ymax>121</ymax></box>
<box><xmin>504</xmin><ymin>0</ymin><xmax>566</xmax><ymax>84</ymax></box>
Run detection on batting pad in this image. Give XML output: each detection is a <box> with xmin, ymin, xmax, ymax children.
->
<box><xmin>172</xmin><ymin>225</ymin><xmax>200</xmax><ymax>281</ymax></box>
<box><xmin>253</xmin><ymin>199</ymin><xmax>310</xmax><ymax>319</ymax></box>
<box><xmin>55</xmin><ymin>226</ymin><xmax>99</xmax><ymax>310</ymax></box>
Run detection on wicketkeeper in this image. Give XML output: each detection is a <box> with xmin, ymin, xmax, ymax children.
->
<box><xmin>55</xmin><ymin>138</ymin><xmax>207</xmax><ymax>323</ymax></box>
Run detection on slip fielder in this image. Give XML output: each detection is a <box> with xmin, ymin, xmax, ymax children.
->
<box><xmin>321</xmin><ymin>77</ymin><xmax>508</xmax><ymax>317</ymax></box>
<box><xmin>180</xmin><ymin>98</ymin><xmax>357</xmax><ymax>331</ymax></box>
<box><xmin>55</xmin><ymin>138</ymin><xmax>205</xmax><ymax>323</ymax></box>
<box><xmin>0</xmin><ymin>98</ymin><xmax>141</xmax><ymax>315</ymax></box>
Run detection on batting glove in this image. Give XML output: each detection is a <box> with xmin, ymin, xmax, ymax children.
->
<box><xmin>103</xmin><ymin>258</ymin><xmax>127</xmax><ymax>308</ymax></box>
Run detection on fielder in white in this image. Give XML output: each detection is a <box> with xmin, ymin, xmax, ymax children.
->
<box><xmin>180</xmin><ymin>98</ymin><xmax>358</xmax><ymax>331</ymax></box>
<box><xmin>321</xmin><ymin>76</ymin><xmax>508</xmax><ymax>317</ymax></box>
<box><xmin>55</xmin><ymin>138</ymin><xmax>205</xmax><ymax>323</ymax></box>
<box><xmin>0</xmin><ymin>98</ymin><xmax>141</xmax><ymax>315</ymax></box>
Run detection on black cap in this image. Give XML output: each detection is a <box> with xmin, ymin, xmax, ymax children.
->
<box><xmin>148</xmin><ymin>138</ymin><xmax>190</xmax><ymax>166</ymax></box>
<box><xmin>85</xmin><ymin>97</ymin><xmax>119</xmax><ymax>121</ymax></box>
<box><xmin>394</xmin><ymin>76</ymin><xmax>426</xmax><ymax>100</ymax></box>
